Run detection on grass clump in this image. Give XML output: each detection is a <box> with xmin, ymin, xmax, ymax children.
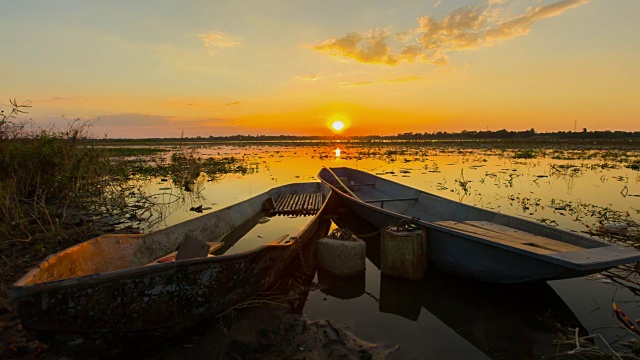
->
<box><xmin>121</xmin><ymin>145</ymin><xmax>257</xmax><ymax>193</ymax></box>
<box><xmin>101</xmin><ymin>147</ymin><xmax>169</xmax><ymax>157</ymax></box>
<box><xmin>0</xmin><ymin>100</ymin><xmax>256</xmax><ymax>248</ymax></box>
<box><xmin>1</xmin><ymin>101</ymin><xmax>120</xmax><ymax>243</ymax></box>
<box><xmin>512</xmin><ymin>149</ymin><xmax>540</xmax><ymax>159</ymax></box>
<box><xmin>0</xmin><ymin>100</ymin><xmax>164</xmax><ymax>303</ymax></box>
<box><xmin>627</xmin><ymin>160</ymin><xmax>640</xmax><ymax>171</ymax></box>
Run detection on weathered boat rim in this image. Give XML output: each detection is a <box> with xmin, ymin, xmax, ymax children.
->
<box><xmin>10</xmin><ymin>240</ymin><xmax>294</xmax><ymax>300</ymax></box>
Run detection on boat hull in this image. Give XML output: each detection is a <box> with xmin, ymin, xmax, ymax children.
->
<box><xmin>338</xmin><ymin>197</ymin><xmax>589</xmax><ymax>282</ymax></box>
<box><xmin>320</xmin><ymin>167</ymin><xmax>640</xmax><ymax>283</ymax></box>
<box><xmin>10</xmin><ymin>182</ymin><xmax>331</xmax><ymax>349</ymax></box>
<box><xmin>17</xmin><ymin>247</ymin><xmax>301</xmax><ymax>347</ymax></box>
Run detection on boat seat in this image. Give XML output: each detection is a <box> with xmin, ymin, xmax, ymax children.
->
<box><xmin>434</xmin><ymin>221</ymin><xmax>584</xmax><ymax>255</ymax></box>
<box><xmin>363</xmin><ymin>197</ymin><xmax>419</xmax><ymax>210</ymax></box>
<box><xmin>272</xmin><ymin>192</ymin><xmax>323</xmax><ymax>215</ymax></box>
<box><xmin>275</xmin><ymin>234</ymin><xmax>291</xmax><ymax>244</ymax></box>
<box><xmin>147</xmin><ymin>241</ymin><xmax>224</xmax><ymax>265</ymax></box>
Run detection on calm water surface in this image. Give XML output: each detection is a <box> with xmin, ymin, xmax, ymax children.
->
<box><xmin>138</xmin><ymin>144</ymin><xmax>640</xmax><ymax>358</ymax></box>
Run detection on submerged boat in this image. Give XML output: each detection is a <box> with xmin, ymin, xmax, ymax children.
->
<box><xmin>10</xmin><ymin>182</ymin><xmax>331</xmax><ymax>348</ymax></box>
<box><xmin>319</xmin><ymin>167</ymin><xmax>640</xmax><ymax>283</ymax></box>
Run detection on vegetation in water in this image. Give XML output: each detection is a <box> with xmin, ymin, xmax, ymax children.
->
<box><xmin>100</xmin><ymin>147</ymin><xmax>169</xmax><ymax>157</ymax></box>
<box><xmin>628</xmin><ymin>161</ymin><xmax>640</xmax><ymax>171</ymax></box>
<box><xmin>510</xmin><ymin>149</ymin><xmax>538</xmax><ymax>159</ymax></box>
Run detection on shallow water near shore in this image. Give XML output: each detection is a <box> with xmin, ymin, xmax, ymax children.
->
<box><xmin>129</xmin><ymin>142</ymin><xmax>640</xmax><ymax>358</ymax></box>
<box><xmin>303</xmin><ymin>216</ymin><xmax>640</xmax><ymax>359</ymax></box>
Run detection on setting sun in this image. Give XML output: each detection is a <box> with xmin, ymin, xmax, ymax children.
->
<box><xmin>331</xmin><ymin>120</ymin><xmax>345</xmax><ymax>132</ymax></box>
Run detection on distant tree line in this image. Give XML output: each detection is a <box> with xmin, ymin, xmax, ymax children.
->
<box><xmin>94</xmin><ymin>129</ymin><xmax>640</xmax><ymax>142</ymax></box>
<box><xmin>377</xmin><ymin>129</ymin><xmax>640</xmax><ymax>140</ymax></box>
<box><xmin>199</xmin><ymin>129</ymin><xmax>640</xmax><ymax>141</ymax></box>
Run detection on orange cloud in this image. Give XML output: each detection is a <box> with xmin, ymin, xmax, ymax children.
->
<box><xmin>32</xmin><ymin>97</ymin><xmax>68</xmax><ymax>103</ymax></box>
<box><xmin>296</xmin><ymin>75</ymin><xmax>324</xmax><ymax>81</ymax></box>
<box><xmin>339</xmin><ymin>76</ymin><xmax>421</xmax><ymax>88</ymax></box>
<box><xmin>339</xmin><ymin>81</ymin><xmax>374</xmax><ymax>88</ymax></box>
<box><xmin>314</xmin><ymin>0</ymin><xmax>589</xmax><ymax>65</ymax></box>
<box><xmin>420</xmin><ymin>0</ymin><xmax>590</xmax><ymax>52</ymax></box>
<box><xmin>385</xmin><ymin>76</ymin><xmax>421</xmax><ymax>83</ymax></box>
<box><xmin>484</xmin><ymin>0</ymin><xmax>589</xmax><ymax>43</ymax></box>
<box><xmin>198</xmin><ymin>31</ymin><xmax>239</xmax><ymax>55</ymax></box>
<box><xmin>313</xmin><ymin>29</ymin><xmax>399</xmax><ymax>65</ymax></box>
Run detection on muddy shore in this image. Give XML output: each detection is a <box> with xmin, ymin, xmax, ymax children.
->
<box><xmin>1</xmin><ymin>300</ymin><xmax>398</xmax><ymax>359</ymax></box>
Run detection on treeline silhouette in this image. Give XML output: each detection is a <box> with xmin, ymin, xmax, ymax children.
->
<box><xmin>96</xmin><ymin>129</ymin><xmax>640</xmax><ymax>141</ymax></box>
<box><xmin>197</xmin><ymin>129</ymin><xmax>640</xmax><ymax>141</ymax></box>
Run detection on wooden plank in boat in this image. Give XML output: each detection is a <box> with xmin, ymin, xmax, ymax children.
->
<box><xmin>207</xmin><ymin>241</ymin><xmax>224</xmax><ymax>253</ymax></box>
<box><xmin>176</xmin><ymin>237</ymin><xmax>212</xmax><ymax>260</ymax></box>
<box><xmin>275</xmin><ymin>234</ymin><xmax>291</xmax><ymax>244</ymax></box>
<box><xmin>463</xmin><ymin>221</ymin><xmax>583</xmax><ymax>253</ymax></box>
<box><xmin>149</xmin><ymin>241</ymin><xmax>224</xmax><ymax>265</ymax></box>
<box><xmin>433</xmin><ymin>221</ymin><xmax>581</xmax><ymax>255</ymax></box>
<box><xmin>273</xmin><ymin>192</ymin><xmax>322</xmax><ymax>215</ymax></box>
<box><xmin>363</xmin><ymin>197</ymin><xmax>418</xmax><ymax>203</ymax></box>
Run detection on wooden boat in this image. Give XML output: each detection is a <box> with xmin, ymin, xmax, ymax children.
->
<box><xmin>10</xmin><ymin>182</ymin><xmax>331</xmax><ymax>349</ymax></box>
<box><xmin>318</xmin><ymin>167</ymin><xmax>640</xmax><ymax>283</ymax></box>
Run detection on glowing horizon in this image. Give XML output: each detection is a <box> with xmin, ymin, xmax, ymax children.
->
<box><xmin>1</xmin><ymin>1</ymin><xmax>638</xmax><ymax>138</ymax></box>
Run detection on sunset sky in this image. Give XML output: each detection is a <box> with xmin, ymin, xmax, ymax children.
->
<box><xmin>1</xmin><ymin>0</ymin><xmax>638</xmax><ymax>138</ymax></box>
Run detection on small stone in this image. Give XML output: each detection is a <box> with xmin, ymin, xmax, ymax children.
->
<box><xmin>358</xmin><ymin>349</ymin><xmax>373</xmax><ymax>360</ymax></box>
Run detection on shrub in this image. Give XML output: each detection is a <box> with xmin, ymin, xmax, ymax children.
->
<box><xmin>0</xmin><ymin>101</ymin><xmax>130</xmax><ymax>242</ymax></box>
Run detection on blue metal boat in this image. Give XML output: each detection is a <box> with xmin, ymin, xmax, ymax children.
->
<box><xmin>319</xmin><ymin>167</ymin><xmax>640</xmax><ymax>283</ymax></box>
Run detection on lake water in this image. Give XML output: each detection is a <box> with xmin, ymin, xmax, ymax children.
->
<box><xmin>134</xmin><ymin>143</ymin><xmax>640</xmax><ymax>358</ymax></box>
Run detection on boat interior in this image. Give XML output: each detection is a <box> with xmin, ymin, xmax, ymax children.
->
<box><xmin>15</xmin><ymin>186</ymin><xmax>326</xmax><ymax>287</ymax></box>
<box><xmin>433</xmin><ymin>221</ymin><xmax>584</xmax><ymax>255</ymax></box>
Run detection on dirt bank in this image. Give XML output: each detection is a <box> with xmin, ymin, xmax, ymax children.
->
<box><xmin>1</xmin><ymin>301</ymin><xmax>398</xmax><ymax>359</ymax></box>
<box><xmin>154</xmin><ymin>303</ymin><xmax>398</xmax><ymax>360</ymax></box>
